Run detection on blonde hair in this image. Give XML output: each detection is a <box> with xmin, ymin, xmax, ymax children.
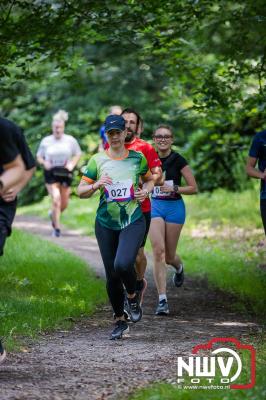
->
<box><xmin>53</xmin><ymin>109</ymin><xmax>69</xmax><ymax>123</ymax></box>
<box><xmin>109</xmin><ymin>105</ymin><xmax>122</xmax><ymax>115</ymax></box>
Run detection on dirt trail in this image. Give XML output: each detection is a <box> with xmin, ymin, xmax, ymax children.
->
<box><xmin>0</xmin><ymin>215</ymin><xmax>260</xmax><ymax>400</ymax></box>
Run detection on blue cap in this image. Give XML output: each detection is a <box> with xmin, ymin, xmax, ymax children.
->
<box><xmin>104</xmin><ymin>115</ymin><xmax>125</xmax><ymax>133</ymax></box>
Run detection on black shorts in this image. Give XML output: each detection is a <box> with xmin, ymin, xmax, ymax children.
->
<box><xmin>0</xmin><ymin>199</ymin><xmax>17</xmax><ymax>236</ymax></box>
<box><xmin>141</xmin><ymin>211</ymin><xmax>151</xmax><ymax>248</ymax></box>
<box><xmin>44</xmin><ymin>167</ymin><xmax>73</xmax><ymax>187</ymax></box>
<box><xmin>260</xmin><ymin>198</ymin><xmax>266</xmax><ymax>235</ymax></box>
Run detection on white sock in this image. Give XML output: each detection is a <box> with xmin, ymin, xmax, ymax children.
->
<box><xmin>159</xmin><ymin>294</ymin><xmax>167</xmax><ymax>303</ymax></box>
<box><xmin>176</xmin><ymin>263</ymin><xmax>183</xmax><ymax>273</ymax></box>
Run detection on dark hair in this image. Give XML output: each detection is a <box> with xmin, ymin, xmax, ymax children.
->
<box><xmin>121</xmin><ymin>108</ymin><xmax>141</xmax><ymax>131</ymax></box>
<box><xmin>153</xmin><ymin>124</ymin><xmax>173</xmax><ymax>136</ymax></box>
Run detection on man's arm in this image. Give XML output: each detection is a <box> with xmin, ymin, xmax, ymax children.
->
<box><xmin>1</xmin><ymin>126</ymin><xmax>36</xmax><ymax>200</ymax></box>
<box><xmin>246</xmin><ymin>156</ymin><xmax>266</xmax><ymax>179</ymax></box>
<box><xmin>145</xmin><ymin>144</ymin><xmax>163</xmax><ymax>185</ymax></box>
<box><xmin>1</xmin><ymin>166</ymin><xmax>35</xmax><ymax>202</ymax></box>
<box><xmin>151</xmin><ymin>166</ymin><xmax>163</xmax><ymax>185</ymax></box>
<box><xmin>0</xmin><ymin>154</ymin><xmax>25</xmax><ymax>196</ymax></box>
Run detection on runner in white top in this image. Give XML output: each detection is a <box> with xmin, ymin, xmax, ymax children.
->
<box><xmin>37</xmin><ymin>134</ymin><xmax>81</xmax><ymax>168</ymax></box>
<box><xmin>37</xmin><ymin>110</ymin><xmax>81</xmax><ymax>236</ymax></box>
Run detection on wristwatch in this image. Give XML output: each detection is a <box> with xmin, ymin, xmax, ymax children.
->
<box><xmin>173</xmin><ymin>184</ymin><xmax>179</xmax><ymax>193</ymax></box>
<box><xmin>145</xmin><ymin>190</ymin><xmax>150</xmax><ymax>198</ymax></box>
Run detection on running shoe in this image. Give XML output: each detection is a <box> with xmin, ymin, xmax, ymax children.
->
<box><xmin>135</xmin><ymin>278</ymin><xmax>147</xmax><ymax>306</ymax></box>
<box><xmin>52</xmin><ymin>228</ymin><xmax>61</xmax><ymax>238</ymax></box>
<box><xmin>173</xmin><ymin>263</ymin><xmax>184</xmax><ymax>287</ymax></box>
<box><xmin>110</xmin><ymin>320</ymin><xmax>129</xmax><ymax>340</ymax></box>
<box><xmin>155</xmin><ymin>299</ymin><xmax>169</xmax><ymax>316</ymax></box>
<box><xmin>0</xmin><ymin>340</ymin><xmax>6</xmax><ymax>364</ymax></box>
<box><xmin>127</xmin><ymin>294</ymin><xmax>142</xmax><ymax>323</ymax></box>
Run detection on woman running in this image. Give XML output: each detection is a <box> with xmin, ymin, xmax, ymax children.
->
<box><xmin>149</xmin><ymin>125</ymin><xmax>198</xmax><ymax>315</ymax></box>
<box><xmin>37</xmin><ymin>110</ymin><xmax>81</xmax><ymax>237</ymax></box>
<box><xmin>77</xmin><ymin>114</ymin><xmax>154</xmax><ymax>340</ymax></box>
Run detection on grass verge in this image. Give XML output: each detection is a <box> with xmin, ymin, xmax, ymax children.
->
<box><xmin>168</xmin><ymin>235</ymin><xmax>265</xmax><ymax>317</ymax></box>
<box><xmin>0</xmin><ymin>229</ymin><xmax>107</xmax><ymax>350</ymax></box>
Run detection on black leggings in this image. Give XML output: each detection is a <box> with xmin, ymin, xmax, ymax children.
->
<box><xmin>0</xmin><ymin>227</ymin><xmax>8</xmax><ymax>256</ymax></box>
<box><xmin>0</xmin><ymin>200</ymin><xmax>17</xmax><ymax>256</ymax></box>
<box><xmin>260</xmin><ymin>199</ymin><xmax>266</xmax><ymax>235</ymax></box>
<box><xmin>95</xmin><ymin>216</ymin><xmax>146</xmax><ymax>317</ymax></box>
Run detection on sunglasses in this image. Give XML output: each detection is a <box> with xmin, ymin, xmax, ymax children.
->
<box><xmin>153</xmin><ymin>135</ymin><xmax>172</xmax><ymax>140</ymax></box>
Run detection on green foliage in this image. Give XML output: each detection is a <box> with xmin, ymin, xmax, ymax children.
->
<box><xmin>185</xmin><ymin>129</ymin><xmax>252</xmax><ymax>191</ymax></box>
<box><xmin>0</xmin><ymin>229</ymin><xmax>107</xmax><ymax>350</ymax></box>
<box><xmin>1</xmin><ymin>0</ymin><xmax>265</xmax><ymax>108</ymax></box>
<box><xmin>182</xmin><ymin>94</ymin><xmax>266</xmax><ymax>191</ymax></box>
<box><xmin>1</xmin><ymin>1</ymin><xmax>265</xmax><ymax>203</ymax></box>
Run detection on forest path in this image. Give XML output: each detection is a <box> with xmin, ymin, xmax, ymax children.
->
<box><xmin>0</xmin><ymin>215</ymin><xmax>260</xmax><ymax>400</ymax></box>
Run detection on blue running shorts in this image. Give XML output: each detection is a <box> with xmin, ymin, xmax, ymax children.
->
<box><xmin>151</xmin><ymin>199</ymin><xmax>186</xmax><ymax>224</ymax></box>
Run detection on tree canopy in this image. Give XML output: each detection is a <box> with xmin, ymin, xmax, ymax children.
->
<box><xmin>1</xmin><ymin>1</ymin><xmax>265</xmax><ymax>95</ymax></box>
<box><xmin>0</xmin><ymin>0</ymin><xmax>265</xmax><ymax>202</ymax></box>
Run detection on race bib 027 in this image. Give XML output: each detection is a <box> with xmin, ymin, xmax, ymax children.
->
<box><xmin>104</xmin><ymin>179</ymin><xmax>134</xmax><ymax>202</ymax></box>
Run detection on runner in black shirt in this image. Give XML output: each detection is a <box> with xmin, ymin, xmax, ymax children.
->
<box><xmin>0</xmin><ymin>116</ymin><xmax>35</xmax><ymax>364</ymax></box>
<box><xmin>149</xmin><ymin>125</ymin><xmax>198</xmax><ymax>315</ymax></box>
<box><xmin>0</xmin><ymin>117</ymin><xmax>36</xmax><ymax>256</ymax></box>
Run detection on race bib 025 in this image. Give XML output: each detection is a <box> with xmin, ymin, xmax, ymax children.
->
<box><xmin>104</xmin><ymin>179</ymin><xmax>134</xmax><ymax>202</ymax></box>
<box><xmin>152</xmin><ymin>180</ymin><xmax>174</xmax><ymax>199</ymax></box>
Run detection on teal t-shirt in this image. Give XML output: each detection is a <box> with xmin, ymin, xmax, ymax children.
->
<box><xmin>82</xmin><ymin>150</ymin><xmax>150</xmax><ymax>230</ymax></box>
